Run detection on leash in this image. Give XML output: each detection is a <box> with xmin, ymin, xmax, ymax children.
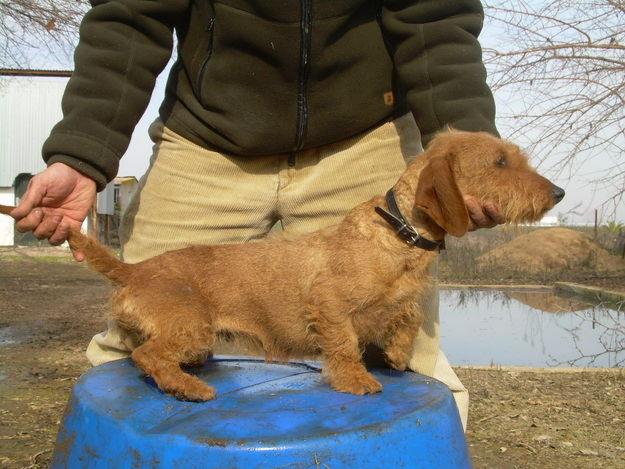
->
<box><xmin>374</xmin><ymin>189</ymin><xmax>445</xmax><ymax>251</ymax></box>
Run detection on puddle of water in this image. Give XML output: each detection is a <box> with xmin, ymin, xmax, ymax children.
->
<box><xmin>0</xmin><ymin>290</ymin><xmax>621</xmax><ymax>368</ymax></box>
<box><xmin>440</xmin><ymin>289</ymin><xmax>624</xmax><ymax>368</ymax></box>
<box><xmin>0</xmin><ymin>327</ymin><xmax>20</xmax><ymax>346</ymax></box>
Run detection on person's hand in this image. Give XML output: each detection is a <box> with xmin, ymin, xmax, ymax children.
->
<box><xmin>11</xmin><ymin>162</ymin><xmax>96</xmax><ymax>261</ymax></box>
<box><xmin>464</xmin><ymin>195</ymin><xmax>505</xmax><ymax>231</ymax></box>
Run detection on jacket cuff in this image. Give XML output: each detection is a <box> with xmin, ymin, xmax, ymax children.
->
<box><xmin>46</xmin><ymin>154</ymin><xmax>110</xmax><ymax>192</ymax></box>
<box><xmin>43</xmin><ymin>131</ymin><xmax>119</xmax><ymax>192</ymax></box>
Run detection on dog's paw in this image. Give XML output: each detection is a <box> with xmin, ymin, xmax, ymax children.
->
<box><xmin>168</xmin><ymin>376</ymin><xmax>217</xmax><ymax>402</ymax></box>
<box><xmin>175</xmin><ymin>384</ymin><xmax>216</xmax><ymax>402</ymax></box>
<box><xmin>331</xmin><ymin>372</ymin><xmax>383</xmax><ymax>395</ymax></box>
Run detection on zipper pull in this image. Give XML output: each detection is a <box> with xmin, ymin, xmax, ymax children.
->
<box><xmin>206</xmin><ymin>17</ymin><xmax>215</xmax><ymax>32</ymax></box>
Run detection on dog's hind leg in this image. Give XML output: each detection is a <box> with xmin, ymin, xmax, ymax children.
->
<box><xmin>132</xmin><ymin>329</ymin><xmax>216</xmax><ymax>401</ymax></box>
<box><xmin>116</xmin><ymin>289</ymin><xmax>217</xmax><ymax>401</ymax></box>
<box><xmin>309</xmin><ymin>306</ymin><xmax>382</xmax><ymax>395</ymax></box>
<box><xmin>182</xmin><ymin>350</ymin><xmax>214</xmax><ymax>368</ymax></box>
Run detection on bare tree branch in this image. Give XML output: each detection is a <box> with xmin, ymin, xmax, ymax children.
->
<box><xmin>484</xmin><ymin>1</ymin><xmax>625</xmax><ymax>214</ymax></box>
<box><xmin>0</xmin><ymin>0</ymin><xmax>88</xmax><ymax>68</ymax></box>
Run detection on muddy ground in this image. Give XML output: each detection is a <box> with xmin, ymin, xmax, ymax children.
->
<box><xmin>1</xmin><ymin>254</ymin><xmax>624</xmax><ymax>468</ymax></box>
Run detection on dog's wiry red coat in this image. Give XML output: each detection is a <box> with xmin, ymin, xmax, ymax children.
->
<box><xmin>0</xmin><ymin>131</ymin><xmax>560</xmax><ymax>401</ymax></box>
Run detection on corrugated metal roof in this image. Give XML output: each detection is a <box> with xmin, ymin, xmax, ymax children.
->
<box><xmin>0</xmin><ymin>75</ymin><xmax>69</xmax><ymax>187</ymax></box>
<box><xmin>0</xmin><ymin>69</ymin><xmax>73</xmax><ymax>77</ymax></box>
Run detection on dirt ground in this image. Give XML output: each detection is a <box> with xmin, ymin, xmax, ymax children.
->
<box><xmin>1</xmin><ymin>255</ymin><xmax>624</xmax><ymax>468</ymax></box>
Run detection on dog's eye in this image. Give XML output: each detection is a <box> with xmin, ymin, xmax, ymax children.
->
<box><xmin>496</xmin><ymin>154</ymin><xmax>507</xmax><ymax>167</ymax></box>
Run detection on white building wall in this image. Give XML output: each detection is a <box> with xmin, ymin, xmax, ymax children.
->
<box><xmin>539</xmin><ymin>216</ymin><xmax>559</xmax><ymax>227</ymax></box>
<box><xmin>0</xmin><ymin>76</ymin><xmax>68</xmax><ymax>187</ymax></box>
<box><xmin>0</xmin><ymin>187</ymin><xmax>14</xmax><ymax>246</ymax></box>
<box><xmin>118</xmin><ymin>182</ymin><xmax>137</xmax><ymax>214</ymax></box>
<box><xmin>0</xmin><ymin>74</ymin><xmax>70</xmax><ymax>247</ymax></box>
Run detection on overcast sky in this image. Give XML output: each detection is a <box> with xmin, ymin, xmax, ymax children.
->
<box><xmin>22</xmin><ymin>9</ymin><xmax>624</xmax><ymax>225</ymax></box>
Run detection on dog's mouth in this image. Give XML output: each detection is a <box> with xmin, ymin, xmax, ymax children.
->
<box><xmin>467</xmin><ymin>171</ymin><xmax>564</xmax><ymax>226</ymax></box>
<box><xmin>500</xmin><ymin>197</ymin><xmax>557</xmax><ymax>225</ymax></box>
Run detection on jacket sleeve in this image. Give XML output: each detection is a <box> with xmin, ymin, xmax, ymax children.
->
<box><xmin>380</xmin><ymin>0</ymin><xmax>498</xmax><ymax>147</ymax></box>
<box><xmin>42</xmin><ymin>0</ymin><xmax>190</xmax><ymax>190</ymax></box>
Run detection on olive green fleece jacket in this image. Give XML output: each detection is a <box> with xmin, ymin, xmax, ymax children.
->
<box><xmin>43</xmin><ymin>0</ymin><xmax>498</xmax><ymax>190</ymax></box>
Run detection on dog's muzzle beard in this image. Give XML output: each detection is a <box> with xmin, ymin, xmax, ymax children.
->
<box><xmin>375</xmin><ymin>189</ymin><xmax>445</xmax><ymax>251</ymax></box>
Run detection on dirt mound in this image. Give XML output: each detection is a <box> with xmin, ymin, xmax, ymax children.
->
<box><xmin>477</xmin><ymin>227</ymin><xmax>625</xmax><ymax>273</ymax></box>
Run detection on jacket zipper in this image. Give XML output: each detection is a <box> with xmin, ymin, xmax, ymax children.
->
<box><xmin>376</xmin><ymin>3</ymin><xmax>392</xmax><ymax>53</ymax></box>
<box><xmin>292</xmin><ymin>0</ymin><xmax>312</xmax><ymax>162</ymax></box>
<box><xmin>376</xmin><ymin>2</ymin><xmax>403</xmax><ymax>118</ymax></box>
<box><xmin>196</xmin><ymin>16</ymin><xmax>215</xmax><ymax>101</ymax></box>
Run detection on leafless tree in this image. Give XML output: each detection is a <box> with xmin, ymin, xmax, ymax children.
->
<box><xmin>0</xmin><ymin>0</ymin><xmax>87</xmax><ymax>68</ymax></box>
<box><xmin>483</xmin><ymin>1</ymin><xmax>625</xmax><ymax>212</ymax></box>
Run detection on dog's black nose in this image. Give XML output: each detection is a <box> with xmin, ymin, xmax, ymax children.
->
<box><xmin>551</xmin><ymin>185</ymin><xmax>565</xmax><ymax>203</ymax></box>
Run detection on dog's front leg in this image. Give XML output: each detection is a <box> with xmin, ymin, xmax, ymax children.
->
<box><xmin>383</xmin><ymin>301</ymin><xmax>424</xmax><ymax>371</ymax></box>
<box><xmin>308</xmin><ymin>306</ymin><xmax>382</xmax><ymax>395</ymax></box>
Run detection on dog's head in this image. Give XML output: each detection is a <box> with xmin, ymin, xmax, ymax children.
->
<box><xmin>414</xmin><ymin>130</ymin><xmax>564</xmax><ymax>237</ymax></box>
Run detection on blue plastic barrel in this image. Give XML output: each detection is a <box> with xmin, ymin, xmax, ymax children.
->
<box><xmin>51</xmin><ymin>358</ymin><xmax>470</xmax><ymax>468</ymax></box>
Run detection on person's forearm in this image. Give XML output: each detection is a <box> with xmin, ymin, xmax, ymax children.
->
<box><xmin>380</xmin><ymin>0</ymin><xmax>498</xmax><ymax>147</ymax></box>
<box><xmin>43</xmin><ymin>0</ymin><xmax>190</xmax><ymax>191</ymax></box>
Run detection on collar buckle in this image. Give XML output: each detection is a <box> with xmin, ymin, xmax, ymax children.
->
<box><xmin>374</xmin><ymin>189</ymin><xmax>445</xmax><ymax>251</ymax></box>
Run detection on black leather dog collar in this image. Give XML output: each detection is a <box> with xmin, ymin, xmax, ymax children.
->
<box><xmin>375</xmin><ymin>189</ymin><xmax>445</xmax><ymax>251</ymax></box>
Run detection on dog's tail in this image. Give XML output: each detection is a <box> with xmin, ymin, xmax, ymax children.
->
<box><xmin>0</xmin><ymin>204</ymin><xmax>132</xmax><ymax>285</ymax></box>
<box><xmin>0</xmin><ymin>204</ymin><xmax>16</xmax><ymax>217</ymax></box>
<box><xmin>66</xmin><ymin>229</ymin><xmax>132</xmax><ymax>285</ymax></box>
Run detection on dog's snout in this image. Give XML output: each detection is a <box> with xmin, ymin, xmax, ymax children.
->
<box><xmin>551</xmin><ymin>184</ymin><xmax>565</xmax><ymax>203</ymax></box>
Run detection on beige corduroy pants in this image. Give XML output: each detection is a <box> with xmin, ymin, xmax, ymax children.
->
<box><xmin>86</xmin><ymin>113</ymin><xmax>468</xmax><ymax>430</ymax></box>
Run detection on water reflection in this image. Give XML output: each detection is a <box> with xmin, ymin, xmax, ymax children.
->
<box><xmin>0</xmin><ymin>326</ymin><xmax>20</xmax><ymax>346</ymax></box>
<box><xmin>440</xmin><ymin>288</ymin><xmax>624</xmax><ymax>368</ymax></box>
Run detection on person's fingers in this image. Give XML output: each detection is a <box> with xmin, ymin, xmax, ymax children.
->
<box><xmin>49</xmin><ymin>220</ymin><xmax>70</xmax><ymax>246</ymax></box>
<box><xmin>463</xmin><ymin>196</ymin><xmax>479</xmax><ymax>231</ymax></box>
<box><xmin>477</xmin><ymin>216</ymin><xmax>497</xmax><ymax>229</ymax></box>
<box><xmin>11</xmin><ymin>180</ymin><xmax>44</xmax><ymax>220</ymax></box>
<box><xmin>51</xmin><ymin>218</ymin><xmax>85</xmax><ymax>261</ymax></box>
<box><xmin>51</xmin><ymin>224</ymin><xmax>86</xmax><ymax>262</ymax></box>
<box><xmin>483</xmin><ymin>202</ymin><xmax>505</xmax><ymax>225</ymax></box>
<box><xmin>15</xmin><ymin>208</ymin><xmax>44</xmax><ymax>233</ymax></box>
<box><xmin>464</xmin><ymin>196</ymin><xmax>493</xmax><ymax>228</ymax></box>
<box><xmin>32</xmin><ymin>213</ymin><xmax>62</xmax><ymax>240</ymax></box>
<box><xmin>72</xmin><ymin>251</ymin><xmax>85</xmax><ymax>262</ymax></box>
<box><xmin>71</xmin><ymin>247</ymin><xmax>85</xmax><ymax>262</ymax></box>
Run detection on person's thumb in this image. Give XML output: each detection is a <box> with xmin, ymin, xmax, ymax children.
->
<box><xmin>11</xmin><ymin>179</ymin><xmax>45</xmax><ymax>220</ymax></box>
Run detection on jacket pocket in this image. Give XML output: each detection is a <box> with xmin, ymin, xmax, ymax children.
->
<box><xmin>182</xmin><ymin>0</ymin><xmax>216</xmax><ymax>102</ymax></box>
<box><xmin>195</xmin><ymin>14</ymin><xmax>215</xmax><ymax>102</ymax></box>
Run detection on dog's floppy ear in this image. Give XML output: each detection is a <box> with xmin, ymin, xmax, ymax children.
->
<box><xmin>414</xmin><ymin>157</ymin><xmax>469</xmax><ymax>237</ymax></box>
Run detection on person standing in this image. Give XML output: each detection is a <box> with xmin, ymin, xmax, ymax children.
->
<box><xmin>11</xmin><ymin>0</ymin><xmax>504</xmax><ymax>430</ymax></box>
